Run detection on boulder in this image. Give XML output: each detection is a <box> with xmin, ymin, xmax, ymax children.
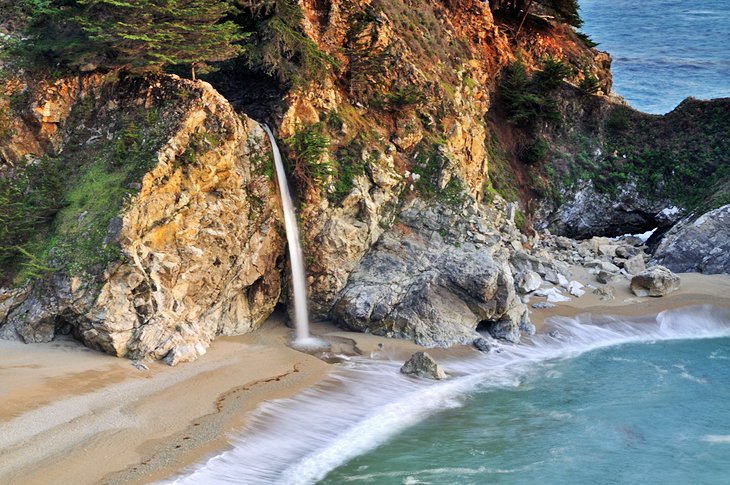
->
<box><xmin>592</xmin><ymin>286</ymin><xmax>615</xmax><ymax>301</ymax></box>
<box><xmin>332</xmin><ymin>199</ymin><xmax>531</xmax><ymax>347</ymax></box>
<box><xmin>652</xmin><ymin>204</ymin><xmax>730</xmax><ymax>274</ymax></box>
<box><xmin>616</xmin><ymin>245</ymin><xmax>640</xmax><ymax>258</ymax></box>
<box><xmin>473</xmin><ymin>337</ymin><xmax>502</xmax><ymax>353</ymax></box>
<box><xmin>630</xmin><ymin>266</ymin><xmax>680</xmax><ymax>297</ymax></box>
<box><xmin>567</xmin><ymin>280</ymin><xmax>585</xmax><ymax>297</ymax></box>
<box><xmin>623</xmin><ymin>254</ymin><xmax>646</xmax><ymax>275</ymax></box>
<box><xmin>540</xmin><ymin>180</ymin><xmax>678</xmax><ymax>239</ymax></box>
<box><xmin>515</xmin><ymin>271</ymin><xmax>542</xmax><ymax>294</ymax></box>
<box><xmin>534</xmin><ymin>287</ymin><xmax>571</xmax><ymax>303</ymax></box>
<box><xmin>400</xmin><ymin>351</ymin><xmax>447</xmax><ymax>380</ymax></box>
<box><xmin>596</xmin><ymin>270</ymin><xmax>617</xmax><ymax>284</ymax></box>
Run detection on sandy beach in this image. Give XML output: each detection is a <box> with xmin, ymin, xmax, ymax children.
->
<box><xmin>1</xmin><ymin>273</ymin><xmax>729</xmax><ymax>485</ymax></box>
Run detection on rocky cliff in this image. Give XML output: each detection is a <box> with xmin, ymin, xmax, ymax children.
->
<box><xmin>1</xmin><ymin>75</ymin><xmax>284</xmax><ymax>364</ymax></box>
<box><xmin>1</xmin><ymin>0</ymin><xmax>727</xmax><ymax>362</ymax></box>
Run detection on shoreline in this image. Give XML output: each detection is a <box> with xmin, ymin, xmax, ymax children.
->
<box><xmin>0</xmin><ymin>273</ymin><xmax>729</xmax><ymax>484</ymax></box>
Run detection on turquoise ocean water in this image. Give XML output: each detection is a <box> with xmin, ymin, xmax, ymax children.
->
<box><xmin>580</xmin><ymin>0</ymin><xmax>730</xmax><ymax>113</ymax></box>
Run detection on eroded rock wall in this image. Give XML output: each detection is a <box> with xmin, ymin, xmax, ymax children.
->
<box><xmin>1</xmin><ymin>75</ymin><xmax>285</xmax><ymax>363</ymax></box>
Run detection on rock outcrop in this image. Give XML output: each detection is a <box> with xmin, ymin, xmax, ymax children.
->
<box><xmin>630</xmin><ymin>266</ymin><xmax>681</xmax><ymax>297</ymax></box>
<box><xmin>331</xmin><ymin>198</ymin><xmax>529</xmax><ymax>346</ymax></box>
<box><xmin>0</xmin><ymin>76</ymin><xmax>285</xmax><ymax>363</ymax></box>
<box><xmin>400</xmin><ymin>351</ymin><xmax>447</xmax><ymax>380</ymax></box>
<box><xmin>651</xmin><ymin>204</ymin><xmax>730</xmax><ymax>274</ymax></box>
<box><xmin>540</xmin><ymin>180</ymin><xmax>680</xmax><ymax>239</ymax></box>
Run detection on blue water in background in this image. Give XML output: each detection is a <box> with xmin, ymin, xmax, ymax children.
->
<box><xmin>580</xmin><ymin>0</ymin><xmax>730</xmax><ymax>114</ymax></box>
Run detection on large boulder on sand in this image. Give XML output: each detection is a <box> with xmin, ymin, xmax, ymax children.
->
<box><xmin>652</xmin><ymin>204</ymin><xmax>730</xmax><ymax>274</ymax></box>
<box><xmin>400</xmin><ymin>351</ymin><xmax>447</xmax><ymax>379</ymax></box>
<box><xmin>630</xmin><ymin>266</ymin><xmax>680</xmax><ymax>297</ymax></box>
<box><xmin>331</xmin><ymin>199</ymin><xmax>530</xmax><ymax>347</ymax></box>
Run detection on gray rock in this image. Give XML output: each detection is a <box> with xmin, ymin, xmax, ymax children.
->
<box><xmin>539</xmin><ymin>180</ymin><xmax>678</xmax><ymax>239</ymax></box>
<box><xmin>519</xmin><ymin>319</ymin><xmax>537</xmax><ymax>335</ymax></box>
<box><xmin>630</xmin><ymin>266</ymin><xmax>680</xmax><ymax>297</ymax></box>
<box><xmin>400</xmin><ymin>351</ymin><xmax>447</xmax><ymax>379</ymax></box>
<box><xmin>596</xmin><ymin>270</ymin><xmax>616</xmax><ymax>284</ymax></box>
<box><xmin>623</xmin><ymin>254</ymin><xmax>646</xmax><ymax>275</ymax></box>
<box><xmin>616</xmin><ymin>245</ymin><xmax>640</xmax><ymax>258</ymax></box>
<box><xmin>652</xmin><ymin>204</ymin><xmax>730</xmax><ymax>274</ymax></box>
<box><xmin>532</xmin><ymin>301</ymin><xmax>557</xmax><ymax>309</ymax></box>
<box><xmin>567</xmin><ymin>280</ymin><xmax>585</xmax><ymax>297</ymax></box>
<box><xmin>485</xmin><ymin>319</ymin><xmax>521</xmax><ymax>343</ymax></box>
<box><xmin>332</xmin><ymin>200</ymin><xmax>530</xmax><ymax>347</ymax></box>
<box><xmin>473</xmin><ymin>337</ymin><xmax>502</xmax><ymax>353</ymax></box>
<box><xmin>592</xmin><ymin>286</ymin><xmax>615</xmax><ymax>301</ymax></box>
<box><xmin>515</xmin><ymin>270</ymin><xmax>542</xmax><ymax>294</ymax></box>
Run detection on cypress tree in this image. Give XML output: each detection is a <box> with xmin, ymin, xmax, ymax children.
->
<box><xmin>17</xmin><ymin>0</ymin><xmax>247</xmax><ymax>78</ymax></box>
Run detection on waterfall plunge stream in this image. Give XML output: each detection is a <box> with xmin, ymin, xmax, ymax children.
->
<box><xmin>263</xmin><ymin>125</ymin><xmax>321</xmax><ymax>348</ymax></box>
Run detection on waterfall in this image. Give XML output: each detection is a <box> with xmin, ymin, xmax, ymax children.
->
<box><xmin>263</xmin><ymin>125</ymin><xmax>312</xmax><ymax>343</ymax></box>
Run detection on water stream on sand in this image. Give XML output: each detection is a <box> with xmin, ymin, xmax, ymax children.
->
<box><xmin>169</xmin><ymin>305</ymin><xmax>730</xmax><ymax>484</ymax></box>
<box><xmin>262</xmin><ymin>125</ymin><xmax>314</xmax><ymax>345</ymax></box>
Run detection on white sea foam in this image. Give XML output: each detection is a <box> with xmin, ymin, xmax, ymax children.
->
<box><xmin>702</xmin><ymin>435</ymin><xmax>730</xmax><ymax>444</ymax></box>
<box><xmin>166</xmin><ymin>305</ymin><xmax>730</xmax><ymax>485</ymax></box>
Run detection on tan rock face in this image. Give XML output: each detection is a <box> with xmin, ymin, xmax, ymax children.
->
<box><xmin>0</xmin><ymin>75</ymin><xmax>285</xmax><ymax>363</ymax></box>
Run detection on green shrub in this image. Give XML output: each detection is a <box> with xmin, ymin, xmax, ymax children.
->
<box><xmin>286</xmin><ymin>123</ymin><xmax>332</xmax><ymax>188</ymax></box>
<box><xmin>534</xmin><ymin>56</ymin><xmax>574</xmax><ymax>91</ymax></box>
<box><xmin>514</xmin><ymin>208</ymin><xmax>527</xmax><ymax>232</ymax></box>
<box><xmin>500</xmin><ymin>56</ymin><xmax>561</xmax><ymax>127</ymax></box>
<box><xmin>606</xmin><ymin>106</ymin><xmax>630</xmax><ymax>134</ymax></box>
<box><xmin>483</xmin><ymin>181</ymin><xmax>498</xmax><ymax>205</ymax></box>
<box><xmin>575</xmin><ymin>31</ymin><xmax>599</xmax><ymax>48</ymax></box>
<box><xmin>522</xmin><ymin>137</ymin><xmax>550</xmax><ymax>165</ymax></box>
<box><xmin>328</xmin><ymin>142</ymin><xmax>366</xmax><ymax>205</ymax></box>
<box><xmin>579</xmin><ymin>69</ymin><xmax>601</xmax><ymax>94</ymax></box>
<box><xmin>239</xmin><ymin>0</ymin><xmax>338</xmax><ymax>87</ymax></box>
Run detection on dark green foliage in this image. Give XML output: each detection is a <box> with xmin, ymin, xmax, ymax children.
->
<box><xmin>238</xmin><ymin>0</ymin><xmax>337</xmax><ymax>87</ymax></box>
<box><xmin>410</xmin><ymin>137</ymin><xmax>447</xmax><ymax>198</ymax></box>
<box><xmin>343</xmin><ymin>7</ymin><xmax>393</xmax><ymax>102</ymax></box>
<box><xmin>579</xmin><ymin>69</ymin><xmax>600</xmax><ymax>94</ymax></box>
<box><xmin>0</xmin><ymin>157</ymin><xmax>65</xmax><ymax>278</ymax></box>
<box><xmin>483</xmin><ymin>181</ymin><xmax>498</xmax><ymax>205</ymax></box>
<box><xmin>385</xmin><ymin>86</ymin><xmax>425</xmax><ymax>113</ymax></box>
<box><xmin>575</xmin><ymin>31</ymin><xmax>598</xmax><ymax>48</ymax></box>
<box><xmin>329</xmin><ymin>142</ymin><xmax>367</xmax><ymax>205</ymax></box>
<box><xmin>521</xmin><ymin>136</ymin><xmax>549</xmax><ymax>164</ymax></box>
<box><xmin>489</xmin><ymin>0</ymin><xmax>582</xmax><ymax>28</ymax></box>
<box><xmin>544</xmin><ymin>0</ymin><xmax>582</xmax><ymax>28</ymax></box>
<box><xmin>286</xmin><ymin>123</ymin><xmax>332</xmax><ymax>189</ymax></box>
<box><xmin>606</xmin><ymin>106</ymin><xmax>630</xmax><ymax>134</ymax></box>
<box><xmin>514</xmin><ymin>208</ymin><xmax>527</xmax><ymax>232</ymax></box>
<box><xmin>500</xmin><ymin>56</ymin><xmax>561</xmax><ymax>128</ymax></box>
<box><xmin>534</xmin><ymin>56</ymin><xmax>574</xmax><ymax>91</ymax></box>
<box><xmin>15</xmin><ymin>0</ymin><xmax>245</xmax><ymax>77</ymax></box>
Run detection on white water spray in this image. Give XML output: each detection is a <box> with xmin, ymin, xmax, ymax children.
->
<box><xmin>263</xmin><ymin>125</ymin><xmax>313</xmax><ymax>345</ymax></box>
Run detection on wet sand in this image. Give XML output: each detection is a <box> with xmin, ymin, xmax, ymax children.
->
<box><xmin>1</xmin><ymin>272</ymin><xmax>728</xmax><ymax>484</ymax></box>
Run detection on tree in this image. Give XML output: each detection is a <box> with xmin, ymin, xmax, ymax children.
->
<box><xmin>18</xmin><ymin>0</ymin><xmax>247</xmax><ymax>78</ymax></box>
<box><xmin>236</xmin><ymin>0</ymin><xmax>337</xmax><ymax>87</ymax></box>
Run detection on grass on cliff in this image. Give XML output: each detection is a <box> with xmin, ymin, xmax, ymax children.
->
<box><xmin>537</xmin><ymin>96</ymin><xmax>730</xmax><ymax>214</ymax></box>
<box><xmin>0</xmin><ymin>98</ymin><xmax>175</xmax><ymax>287</ymax></box>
